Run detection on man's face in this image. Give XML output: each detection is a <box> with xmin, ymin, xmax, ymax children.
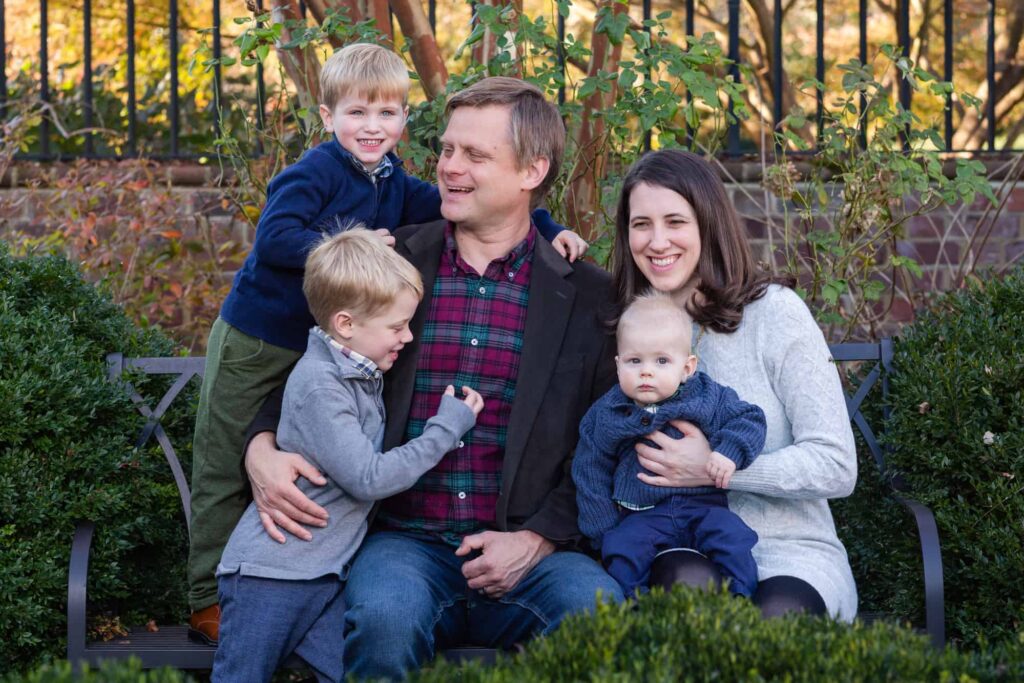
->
<box><xmin>437</xmin><ymin>105</ymin><xmax>539</xmax><ymax>229</ymax></box>
<box><xmin>615</xmin><ymin>322</ymin><xmax>696</xmax><ymax>405</ymax></box>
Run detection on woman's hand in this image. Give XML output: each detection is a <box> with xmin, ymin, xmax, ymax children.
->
<box><xmin>245</xmin><ymin>432</ymin><xmax>329</xmax><ymax>543</ymax></box>
<box><xmin>635</xmin><ymin>420</ymin><xmax>715</xmax><ymax>488</ymax></box>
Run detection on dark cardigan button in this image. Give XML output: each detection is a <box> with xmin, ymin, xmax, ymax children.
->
<box><xmin>640</xmin><ymin>417</ymin><xmax>651</xmax><ymax>426</ymax></box>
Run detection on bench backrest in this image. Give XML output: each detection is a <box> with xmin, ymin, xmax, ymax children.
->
<box><xmin>105</xmin><ymin>340</ymin><xmax>894</xmax><ymax>538</ymax></box>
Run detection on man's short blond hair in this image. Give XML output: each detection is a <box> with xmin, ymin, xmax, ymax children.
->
<box><xmin>320</xmin><ymin>43</ymin><xmax>410</xmax><ymax>109</ymax></box>
<box><xmin>618</xmin><ymin>290</ymin><xmax>693</xmax><ymax>351</ymax></box>
<box><xmin>445</xmin><ymin>77</ymin><xmax>565</xmax><ymax>210</ymax></box>
<box><xmin>303</xmin><ymin>227</ymin><xmax>422</xmax><ymax>329</ymax></box>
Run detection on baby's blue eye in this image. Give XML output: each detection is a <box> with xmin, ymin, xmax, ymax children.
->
<box><xmin>657</xmin><ymin>357</ymin><xmax>670</xmax><ymax>364</ymax></box>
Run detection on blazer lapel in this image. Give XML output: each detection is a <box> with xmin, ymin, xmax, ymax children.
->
<box><xmin>501</xmin><ymin>239</ymin><xmax>575</xmax><ymax>491</ymax></box>
<box><xmin>383</xmin><ymin>221</ymin><xmax>445</xmax><ymax>449</ymax></box>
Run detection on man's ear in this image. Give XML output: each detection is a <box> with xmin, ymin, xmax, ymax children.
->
<box><xmin>329</xmin><ymin>310</ymin><xmax>354</xmax><ymax>340</ymax></box>
<box><xmin>520</xmin><ymin>156</ymin><xmax>550</xmax><ymax>192</ymax></box>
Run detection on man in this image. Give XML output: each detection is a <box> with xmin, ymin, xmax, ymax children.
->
<box><xmin>244</xmin><ymin>77</ymin><xmax>622</xmax><ymax>680</ymax></box>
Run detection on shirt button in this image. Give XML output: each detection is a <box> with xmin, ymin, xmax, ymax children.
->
<box><xmin>458</xmin><ymin>492</ymin><xmax>467</xmax><ymax>500</ymax></box>
<box><xmin>508</xmin><ymin>271</ymin><xmax>515</xmax><ymax>279</ymax></box>
<box><xmin>458</xmin><ymin>440</ymin><xmax>465</xmax><ymax>448</ymax></box>
<box><xmin>470</xmin><ymin>338</ymin><xmax>479</xmax><ymax>346</ymax></box>
<box><xmin>478</xmin><ymin>286</ymin><xmax>486</xmax><ymax>294</ymax></box>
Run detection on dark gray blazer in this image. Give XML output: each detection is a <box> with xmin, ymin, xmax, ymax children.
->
<box><xmin>249</xmin><ymin>220</ymin><xmax>616</xmax><ymax>546</ymax></box>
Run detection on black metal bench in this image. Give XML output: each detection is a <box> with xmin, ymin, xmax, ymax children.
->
<box><xmin>66</xmin><ymin>339</ymin><xmax>944</xmax><ymax>671</ymax></box>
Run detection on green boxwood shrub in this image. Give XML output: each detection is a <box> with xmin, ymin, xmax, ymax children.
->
<box><xmin>0</xmin><ymin>243</ymin><xmax>197</xmax><ymax>673</ymax></box>
<box><xmin>838</xmin><ymin>268</ymin><xmax>1024</xmax><ymax>647</ymax></box>
<box><xmin>412</xmin><ymin>588</ymin><xmax>1023</xmax><ymax>682</ymax></box>
<box><xmin>2</xmin><ymin>659</ymin><xmax>192</xmax><ymax>683</ymax></box>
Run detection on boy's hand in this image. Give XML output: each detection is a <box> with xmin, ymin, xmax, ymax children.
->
<box><xmin>445</xmin><ymin>384</ymin><xmax>484</xmax><ymax>416</ymax></box>
<box><xmin>551</xmin><ymin>230</ymin><xmax>589</xmax><ymax>262</ymax></box>
<box><xmin>373</xmin><ymin>228</ymin><xmax>396</xmax><ymax>248</ymax></box>
<box><xmin>706</xmin><ymin>452</ymin><xmax>737</xmax><ymax>489</ymax></box>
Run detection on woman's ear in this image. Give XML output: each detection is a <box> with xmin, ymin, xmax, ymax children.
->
<box><xmin>329</xmin><ymin>310</ymin><xmax>355</xmax><ymax>340</ymax></box>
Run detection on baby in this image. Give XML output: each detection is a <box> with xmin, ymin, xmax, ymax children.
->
<box><xmin>572</xmin><ymin>291</ymin><xmax>767</xmax><ymax>597</ymax></box>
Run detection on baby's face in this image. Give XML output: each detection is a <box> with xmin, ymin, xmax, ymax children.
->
<box><xmin>615</xmin><ymin>323</ymin><xmax>695</xmax><ymax>405</ymax></box>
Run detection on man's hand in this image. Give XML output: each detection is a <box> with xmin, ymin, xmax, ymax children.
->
<box><xmin>455</xmin><ymin>529</ymin><xmax>555</xmax><ymax>598</ymax></box>
<box><xmin>245</xmin><ymin>431</ymin><xmax>329</xmax><ymax>543</ymax></box>
<box><xmin>706</xmin><ymin>452</ymin><xmax>737</xmax><ymax>489</ymax></box>
<box><xmin>551</xmin><ymin>230</ymin><xmax>589</xmax><ymax>262</ymax></box>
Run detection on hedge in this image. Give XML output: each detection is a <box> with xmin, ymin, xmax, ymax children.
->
<box><xmin>6</xmin><ymin>591</ymin><xmax>1023</xmax><ymax>682</ymax></box>
<box><xmin>0</xmin><ymin>243</ymin><xmax>196</xmax><ymax>673</ymax></box>
<box><xmin>836</xmin><ymin>267</ymin><xmax>1024</xmax><ymax>647</ymax></box>
<box><xmin>410</xmin><ymin>588</ymin><xmax>1012</xmax><ymax>682</ymax></box>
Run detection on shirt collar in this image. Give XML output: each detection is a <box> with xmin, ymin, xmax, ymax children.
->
<box><xmin>312</xmin><ymin>326</ymin><xmax>381</xmax><ymax>380</ymax></box>
<box><xmin>337</xmin><ymin>143</ymin><xmax>397</xmax><ymax>183</ymax></box>
<box><xmin>442</xmin><ymin>221</ymin><xmax>536</xmax><ymax>279</ymax></box>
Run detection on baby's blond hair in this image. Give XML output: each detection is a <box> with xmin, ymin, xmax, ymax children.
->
<box><xmin>319</xmin><ymin>43</ymin><xmax>410</xmax><ymax>110</ymax></box>
<box><xmin>617</xmin><ymin>290</ymin><xmax>693</xmax><ymax>352</ymax></box>
<box><xmin>303</xmin><ymin>227</ymin><xmax>422</xmax><ymax>330</ymax></box>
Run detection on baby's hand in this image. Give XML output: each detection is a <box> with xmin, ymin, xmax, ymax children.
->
<box><xmin>551</xmin><ymin>230</ymin><xmax>589</xmax><ymax>262</ymax></box>
<box><xmin>445</xmin><ymin>385</ymin><xmax>485</xmax><ymax>417</ymax></box>
<box><xmin>373</xmin><ymin>228</ymin><xmax>396</xmax><ymax>248</ymax></box>
<box><xmin>706</xmin><ymin>452</ymin><xmax>737</xmax><ymax>489</ymax></box>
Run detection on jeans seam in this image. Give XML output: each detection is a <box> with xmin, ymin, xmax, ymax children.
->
<box><xmin>427</xmin><ymin>596</ymin><xmax>463</xmax><ymax>652</ymax></box>
<box><xmin>495</xmin><ymin>595</ymin><xmax>551</xmax><ymax>632</ymax></box>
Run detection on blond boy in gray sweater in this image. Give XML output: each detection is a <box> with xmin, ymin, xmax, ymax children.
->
<box><xmin>213</xmin><ymin>229</ymin><xmax>483</xmax><ymax>683</ymax></box>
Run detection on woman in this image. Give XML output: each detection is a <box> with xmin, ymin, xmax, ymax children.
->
<box><xmin>610</xmin><ymin>149</ymin><xmax>857</xmax><ymax>620</ymax></box>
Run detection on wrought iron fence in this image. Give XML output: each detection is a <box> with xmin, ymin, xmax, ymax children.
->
<box><xmin>3</xmin><ymin>0</ymin><xmax>1021</xmax><ymax>161</ymax></box>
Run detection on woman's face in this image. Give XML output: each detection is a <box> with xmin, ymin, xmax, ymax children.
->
<box><xmin>627</xmin><ymin>182</ymin><xmax>702</xmax><ymax>294</ymax></box>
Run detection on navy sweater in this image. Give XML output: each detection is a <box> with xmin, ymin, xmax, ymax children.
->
<box><xmin>572</xmin><ymin>371</ymin><xmax>767</xmax><ymax>545</ymax></box>
<box><xmin>220</xmin><ymin>139</ymin><xmax>566</xmax><ymax>351</ymax></box>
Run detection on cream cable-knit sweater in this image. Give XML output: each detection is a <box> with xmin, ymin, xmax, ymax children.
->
<box><xmin>694</xmin><ymin>284</ymin><xmax>858</xmax><ymax>620</ymax></box>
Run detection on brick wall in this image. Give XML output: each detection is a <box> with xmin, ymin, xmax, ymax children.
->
<box><xmin>3</xmin><ymin>163</ymin><xmax>1022</xmax><ymax>323</ymax></box>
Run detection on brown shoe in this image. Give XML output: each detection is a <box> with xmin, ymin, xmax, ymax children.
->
<box><xmin>188</xmin><ymin>603</ymin><xmax>220</xmax><ymax>646</ymax></box>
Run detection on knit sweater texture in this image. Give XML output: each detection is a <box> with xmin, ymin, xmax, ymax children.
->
<box><xmin>217</xmin><ymin>328</ymin><xmax>476</xmax><ymax>581</ymax></box>
<box><xmin>219</xmin><ymin>139</ymin><xmax>565</xmax><ymax>351</ymax></box>
<box><xmin>573</xmin><ymin>371</ymin><xmax>766</xmax><ymax>545</ymax></box>
<box><xmin>697</xmin><ymin>284</ymin><xmax>859</xmax><ymax>620</ymax></box>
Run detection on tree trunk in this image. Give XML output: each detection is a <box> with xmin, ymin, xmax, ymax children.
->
<box><xmin>471</xmin><ymin>0</ymin><xmax>524</xmax><ymax>76</ymax></box>
<box><xmin>390</xmin><ymin>0</ymin><xmax>449</xmax><ymax>99</ymax></box>
<box><xmin>271</xmin><ymin>0</ymin><xmax>322</xmax><ymax>110</ymax></box>
<box><xmin>567</xmin><ymin>0</ymin><xmax>628</xmax><ymax>241</ymax></box>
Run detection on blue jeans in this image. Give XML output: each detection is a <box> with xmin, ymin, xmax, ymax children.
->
<box><xmin>601</xmin><ymin>492</ymin><xmax>759</xmax><ymax>598</ymax></box>
<box><xmin>213</xmin><ymin>573</ymin><xmax>346</xmax><ymax>683</ymax></box>
<box><xmin>342</xmin><ymin>531</ymin><xmax>622</xmax><ymax>680</ymax></box>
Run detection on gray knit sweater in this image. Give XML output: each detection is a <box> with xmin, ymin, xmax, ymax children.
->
<box><xmin>217</xmin><ymin>328</ymin><xmax>476</xmax><ymax>581</ymax></box>
<box><xmin>697</xmin><ymin>285</ymin><xmax>858</xmax><ymax>620</ymax></box>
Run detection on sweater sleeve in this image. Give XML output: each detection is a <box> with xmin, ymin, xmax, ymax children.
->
<box><xmin>398</xmin><ymin>173</ymin><xmax>443</xmax><ymax>226</ymax></box>
<box><xmin>706</xmin><ymin>381</ymin><xmax>766</xmax><ymax>470</ymax></box>
<box><xmin>291</xmin><ymin>389</ymin><xmax>476</xmax><ymax>502</ymax></box>
<box><xmin>532</xmin><ymin>207</ymin><xmax>568</xmax><ymax>242</ymax></box>
<box><xmin>251</xmin><ymin>150</ymin><xmax>342</xmax><ymax>270</ymax></box>
<box><xmin>728</xmin><ymin>289</ymin><xmax>857</xmax><ymax>499</ymax></box>
<box><xmin>571</xmin><ymin>404</ymin><xmax>622</xmax><ymax>545</ymax></box>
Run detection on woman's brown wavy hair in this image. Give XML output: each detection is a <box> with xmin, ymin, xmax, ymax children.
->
<box><xmin>610</xmin><ymin>149</ymin><xmax>786</xmax><ymax>334</ymax></box>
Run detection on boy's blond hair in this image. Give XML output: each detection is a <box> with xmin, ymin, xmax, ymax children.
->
<box><xmin>303</xmin><ymin>227</ymin><xmax>422</xmax><ymax>329</ymax></box>
<box><xmin>618</xmin><ymin>290</ymin><xmax>693</xmax><ymax>351</ymax></box>
<box><xmin>319</xmin><ymin>43</ymin><xmax>410</xmax><ymax>110</ymax></box>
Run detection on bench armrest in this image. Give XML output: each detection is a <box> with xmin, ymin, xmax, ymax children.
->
<box><xmin>68</xmin><ymin>521</ymin><xmax>95</xmax><ymax>664</ymax></box>
<box><xmin>891</xmin><ymin>494</ymin><xmax>944</xmax><ymax>648</ymax></box>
